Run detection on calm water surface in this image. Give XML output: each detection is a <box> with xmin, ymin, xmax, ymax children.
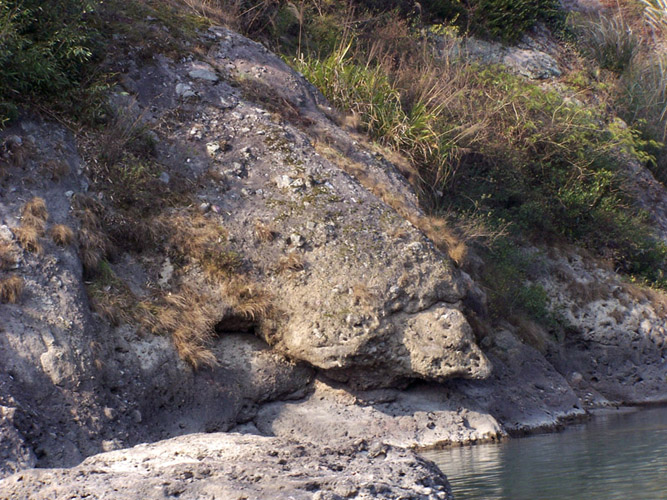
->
<box><xmin>422</xmin><ymin>406</ymin><xmax>667</xmax><ymax>500</ymax></box>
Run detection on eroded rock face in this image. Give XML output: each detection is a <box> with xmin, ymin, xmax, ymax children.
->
<box><xmin>2</xmin><ymin>18</ymin><xmax>666</xmax><ymax>493</ymax></box>
<box><xmin>0</xmin><ymin>24</ymin><xmax>490</xmax><ymax>476</ymax></box>
<box><xmin>0</xmin><ymin>403</ymin><xmax>36</xmax><ymax>477</ymax></box>
<box><xmin>0</xmin><ymin>433</ymin><xmax>454</xmax><ymax>500</ymax></box>
<box><xmin>266</xmin><ymin>237</ymin><xmax>491</xmax><ymax>388</ymax></box>
<box><xmin>117</xmin><ymin>26</ymin><xmax>491</xmax><ymax>388</ymax></box>
<box><xmin>539</xmin><ymin>251</ymin><xmax>667</xmax><ymax>405</ymax></box>
<box><xmin>254</xmin><ymin>378</ymin><xmax>506</xmax><ymax>449</ymax></box>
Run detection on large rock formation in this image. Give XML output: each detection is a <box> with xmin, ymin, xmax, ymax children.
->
<box><xmin>0</xmin><ymin>11</ymin><xmax>665</xmax><ymax>500</ymax></box>
<box><xmin>0</xmin><ymin>433</ymin><xmax>453</xmax><ymax>500</ymax></box>
<box><xmin>117</xmin><ymin>26</ymin><xmax>491</xmax><ymax>388</ymax></box>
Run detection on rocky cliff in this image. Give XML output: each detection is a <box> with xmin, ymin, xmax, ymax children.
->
<box><xmin>0</xmin><ymin>1</ymin><xmax>666</xmax><ymax>498</ymax></box>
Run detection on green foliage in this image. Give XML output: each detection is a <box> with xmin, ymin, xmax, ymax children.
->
<box><xmin>0</xmin><ymin>0</ymin><xmax>101</xmax><ymax>125</ymax></box>
<box><xmin>348</xmin><ymin>0</ymin><xmax>564</xmax><ymax>42</ymax></box>
<box><xmin>295</xmin><ymin>33</ymin><xmax>667</xmax><ymax>287</ymax></box>
<box><xmin>293</xmin><ymin>43</ymin><xmax>451</xmax><ymax>178</ymax></box>
<box><xmin>446</xmin><ymin>67</ymin><xmax>667</xmax><ymax>282</ymax></box>
<box><xmin>480</xmin><ymin>240</ymin><xmax>557</xmax><ymax>325</ymax></box>
<box><xmin>618</xmin><ymin>55</ymin><xmax>667</xmax><ymax>183</ymax></box>
<box><xmin>574</xmin><ymin>13</ymin><xmax>639</xmax><ymax>73</ymax></box>
<box><xmin>470</xmin><ymin>0</ymin><xmax>565</xmax><ymax>43</ymax></box>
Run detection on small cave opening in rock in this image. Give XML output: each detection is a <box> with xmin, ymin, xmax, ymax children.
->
<box><xmin>215</xmin><ymin>314</ymin><xmax>257</xmax><ymax>335</ymax></box>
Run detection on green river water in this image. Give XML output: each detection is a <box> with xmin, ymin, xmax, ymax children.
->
<box><xmin>422</xmin><ymin>406</ymin><xmax>667</xmax><ymax>500</ymax></box>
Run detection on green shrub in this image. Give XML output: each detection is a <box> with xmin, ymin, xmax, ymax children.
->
<box><xmin>347</xmin><ymin>0</ymin><xmax>563</xmax><ymax>43</ymax></box>
<box><xmin>618</xmin><ymin>55</ymin><xmax>667</xmax><ymax>183</ymax></box>
<box><xmin>0</xmin><ymin>0</ymin><xmax>100</xmax><ymax>125</ymax></box>
<box><xmin>293</xmin><ymin>43</ymin><xmax>450</xmax><ymax>179</ymax></box>
<box><xmin>574</xmin><ymin>13</ymin><xmax>639</xmax><ymax>73</ymax></box>
<box><xmin>479</xmin><ymin>240</ymin><xmax>556</xmax><ymax>323</ymax></box>
<box><xmin>470</xmin><ymin>0</ymin><xmax>564</xmax><ymax>43</ymax></box>
<box><xmin>295</xmin><ymin>35</ymin><xmax>667</xmax><ymax>287</ymax></box>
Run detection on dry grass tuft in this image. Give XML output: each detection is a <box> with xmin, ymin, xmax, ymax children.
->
<box><xmin>0</xmin><ymin>275</ymin><xmax>24</xmax><ymax>303</ymax></box>
<box><xmin>512</xmin><ymin>315</ymin><xmax>549</xmax><ymax>353</ymax></box>
<box><xmin>351</xmin><ymin>283</ymin><xmax>375</xmax><ymax>308</ymax></box>
<box><xmin>14</xmin><ymin>226</ymin><xmax>43</xmax><ymax>254</ymax></box>
<box><xmin>566</xmin><ymin>279</ymin><xmax>609</xmax><ymax>305</ymax></box>
<box><xmin>1</xmin><ymin>136</ymin><xmax>29</xmax><ymax>167</ymax></box>
<box><xmin>254</xmin><ymin>219</ymin><xmax>277</xmax><ymax>243</ymax></box>
<box><xmin>140</xmin><ymin>286</ymin><xmax>219</xmax><ymax>369</ymax></box>
<box><xmin>49</xmin><ymin>224</ymin><xmax>74</xmax><ymax>246</ymax></box>
<box><xmin>156</xmin><ymin>212</ymin><xmax>225</xmax><ymax>259</ymax></box>
<box><xmin>181</xmin><ymin>0</ymin><xmax>241</xmax><ymax>28</ymax></box>
<box><xmin>225</xmin><ymin>278</ymin><xmax>273</xmax><ymax>321</ymax></box>
<box><xmin>21</xmin><ymin>213</ymin><xmax>47</xmax><ymax>234</ymax></box>
<box><xmin>14</xmin><ymin>197</ymin><xmax>50</xmax><ymax>253</ymax></box>
<box><xmin>22</xmin><ymin>197</ymin><xmax>48</xmax><ymax>222</ymax></box>
<box><xmin>77</xmin><ymin>206</ymin><xmax>102</xmax><ymax>230</ymax></box>
<box><xmin>72</xmin><ymin>198</ymin><xmax>115</xmax><ymax>275</ymax></box>
<box><xmin>42</xmin><ymin>160</ymin><xmax>71</xmax><ymax>181</ymax></box>
<box><xmin>0</xmin><ymin>241</ymin><xmax>18</xmax><ymax>270</ymax></box>
<box><xmin>88</xmin><ymin>275</ymin><xmax>138</xmax><ymax>326</ymax></box>
<box><xmin>86</xmin><ymin>260</ymin><xmax>136</xmax><ymax>326</ymax></box>
<box><xmin>154</xmin><ymin>212</ymin><xmax>241</xmax><ymax>279</ymax></box>
<box><xmin>277</xmin><ymin>252</ymin><xmax>304</xmax><ymax>273</ymax></box>
<box><xmin>78</xmin><ymin>227</ymin><xmax>113</xmax><ymax>274</ymax></box>
<box><xmin>619</xmin><ymin>280</ymin><xmax>667</xmax><ymax>314</ymax></box>
<box><xmin>416</xmin><ymin>216</ymin><xmax>467</xmax><ymax>266</ymax></box>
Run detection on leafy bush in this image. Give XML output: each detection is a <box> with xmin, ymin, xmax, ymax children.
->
<box><xmin>0</xmin><ymin>0</ymin><xmax>100</xmax><ymax>125</ymax></box>
<box><xmin>478</xmin><ymin>240</ymin><xmax>562</xmax><ymax>329</ymax></box>
<box><xmin>617</xmin><ymin>61</ymin><xmax>667</xmax><ymax>186</ymax></box>
<box><xmin>469</xmin><ymin>0</ymin><xmax>564</xmax><ymax>43</ymax></box>
<box><xmin>348</xmin><ymin>0</ymin><xmax>563</xmax><ymax>43</ymax></box>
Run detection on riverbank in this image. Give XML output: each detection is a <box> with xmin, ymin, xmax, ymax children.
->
<box><xmin>422</xmin><ymin>405</ymin><xmax>667</xmax><ymax>500</ymax></box>
<box><xmin>0</xmin><ymin>1</ymin><xmax>666</xmax><ymax>498</ymax></box>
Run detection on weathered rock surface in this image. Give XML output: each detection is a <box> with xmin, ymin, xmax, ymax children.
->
<box><xmin>119</xmin><ymin>26</ymin><xmax>491</xmax><ymax>388</ymax></box>
<box><xmin>0</xmin><ymin>23</ymin><xmax>489</xmax><ymax>483</ymax></box>
<box><xmin>0</xmin><ymin>433</ymin><xmax>453</xmax><ymax>500</ymax></box>
<box><xmin>433</xmin><ymin>27</ymin><xmax>563</xmax><ymax>80</ymax></box>
<box><xmin>1</xmin><ymin>16</ymin><xmax>666</xmax><ymax>500</ymax></box>
<box><xmin>251</xmin><ymin>334</ymin><xmax>586</xmax><ymax>448</ymax></box>
<box><xmin>0</xmin><ymin>119</ymin><xmax>314</xmax><ymax>469</ymax></box>
<box><xmin>538</xmin><ymin>250</ymin><xmax>667</xmax><ymax>405</ymax></box>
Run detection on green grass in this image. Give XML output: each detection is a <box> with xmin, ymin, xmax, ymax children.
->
<box><xmin>293</xmin><ymin>32</ymin><xmax>667</xmax><ymax>289</ymax></box>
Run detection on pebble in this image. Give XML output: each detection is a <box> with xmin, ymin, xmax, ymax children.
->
<box><xmin>188</xmin><ymin>68</ymin><xmax>219</xmax><ymax>82</ymax></box>
<box><xmin>175</xmin><ymin>83</ymin><xmax>195</xmax><ymax>99</ymax></box>
<box><xmin>131</xmin><ymin>410</ymin><xmax>142</xmax><ymax>424</ymax></box>
<box><xmin>219</xmin><ymin>97</ymin><xmax>237</xmax><ymax>109</ymax></box>
<box><xmin>289</xmin><ymin>233</ymin><xmax>305</xmax><ymax>248</ymax></box>
<box><xmin>103</xmin><ymin>407</ymin><xmax>117</xmax><ymax>420</ymax></box>
<box><xmin>206</xmin><ymin>142</ymin><xmax>221</xmax><ymax>156</ymax></box>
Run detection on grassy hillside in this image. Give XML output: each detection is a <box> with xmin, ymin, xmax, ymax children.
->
<box><xmin>2</xmin><ymin>0</ymin><xmax>667</xmax><ymax>334</ymax></box>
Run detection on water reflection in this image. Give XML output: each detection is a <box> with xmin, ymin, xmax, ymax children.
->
<box><xmin>422</xmin><ymin>407</ymin><xmax>667</xmax><ymax>500</ymax></box>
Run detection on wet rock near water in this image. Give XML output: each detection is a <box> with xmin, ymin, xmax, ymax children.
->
<box><xmin>0</xmin><ymin>11</ymin><xmax>666</xmax><ymax>499</ymax></box>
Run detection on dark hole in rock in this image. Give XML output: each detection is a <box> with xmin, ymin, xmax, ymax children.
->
<box><xmin>215</xmin><ymin>314</ymin><xmax>256</xmax><ymax>334</ymax></box>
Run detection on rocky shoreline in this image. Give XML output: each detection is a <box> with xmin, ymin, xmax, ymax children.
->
<box><xmin>1</xmin><ymin>10</ymin><xmax>666</xmax><ymax>500</ymax></box>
